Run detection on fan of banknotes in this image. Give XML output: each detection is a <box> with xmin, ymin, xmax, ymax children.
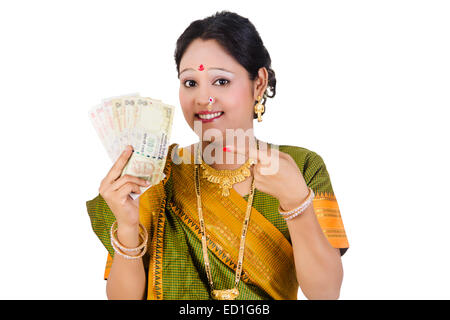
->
<box><xmin>89</xmin><ymin>93</ymin><xmax>175</xmax><ymax>199</ymax></box>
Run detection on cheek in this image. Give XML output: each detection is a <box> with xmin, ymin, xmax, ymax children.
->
<box><xmin>224</xmin><ymin>85</ymin><xmax>253</xmax><ymax>116</ymax></box>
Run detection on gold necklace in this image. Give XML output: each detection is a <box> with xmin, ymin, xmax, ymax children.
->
<box><xmin>200</xmin><ymin>158</ymin><xmax>255</xmax><ymax>197</ymax></box>
<box><xmin>194</xmin><ymin>141</ymin><xmax>258</xmax><ymax>300</ymax></box>
<box><xmin>199</xmin><ymin>140</ymin><xmax>259</xmax><ymax>197</ymax></box>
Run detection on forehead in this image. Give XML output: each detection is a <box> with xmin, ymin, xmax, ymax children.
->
<box><xmin>179</xmin><ymin>39</ymin><xmax>240</xmax><ymax>72</ymax></box>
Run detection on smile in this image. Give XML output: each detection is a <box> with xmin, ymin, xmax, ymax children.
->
<box><xmin>196</xmin><ymin>111</ymin><xmax>224</xmax><ymax>121</ymax></box>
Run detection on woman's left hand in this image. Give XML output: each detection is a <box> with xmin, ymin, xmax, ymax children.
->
<box><xmin>225</xmin><ymin>143</ymin><xmax>309</xmax><ymax>211</ymax></box>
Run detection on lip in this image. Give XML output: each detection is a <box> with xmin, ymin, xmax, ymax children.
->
<box><xmin>195</xmin><ymin>111</ymin><xmax>224</xmax><ymax>122</ymax></box>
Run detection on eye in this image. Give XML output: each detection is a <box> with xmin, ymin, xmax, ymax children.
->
<box><xmin>214</xmin><ymin>78</ymin><xmax>229</xmax><ymax>86</ymax></box>
<box><xmin>183</xmin><ymin>80</ymin><xmax>196</xmax><ymax>88</ymax></box>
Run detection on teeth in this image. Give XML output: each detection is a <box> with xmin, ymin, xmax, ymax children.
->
<box><xmin>198</xmin><ymin>112</ymin><xmax>223</xmax><ymax>120</ymax></box>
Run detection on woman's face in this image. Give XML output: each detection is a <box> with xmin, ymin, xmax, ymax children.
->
<box><xmin>178</xmin><ymin>38</ymin><xmax>266</xmax><ymax>141</ymax></box>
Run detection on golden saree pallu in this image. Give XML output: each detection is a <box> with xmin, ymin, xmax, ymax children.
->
<box><xmin>86</xmin><ymin>142</ymin><xmax>349</xmax><ymax>300</ymax></box>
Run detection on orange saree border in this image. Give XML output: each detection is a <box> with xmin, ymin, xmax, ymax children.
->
<box><xmin>312</xmin><ymin>192</ymin><xmax>349</xmax><ymax>249</ymax></box>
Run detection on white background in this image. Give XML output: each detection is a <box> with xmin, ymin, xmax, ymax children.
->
<box><xmin>0</xmin><ymin>0</ymin><xmax>449</xmax><ymax>299</ymax></box>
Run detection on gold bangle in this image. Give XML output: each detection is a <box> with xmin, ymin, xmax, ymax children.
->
<box><xmin>111</xmin><ymin>239</ymin><xmax>147</xmax><ymax>260</ymax></box>
<box><xmin>110</xmin><ymin>221</ymin><xmax>148</xmax><ymax>253</ymax></box>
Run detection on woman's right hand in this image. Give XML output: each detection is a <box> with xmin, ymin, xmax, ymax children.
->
<box><xmin>99</xmin><ymin>145</ymin><xmax>151</xmax><ymax>229</ymax></box>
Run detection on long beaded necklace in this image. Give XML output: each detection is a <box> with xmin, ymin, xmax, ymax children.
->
<box><xmin>194</xmin><ymin>141</ymin><xmax>258</xmax><ymax>300</ymax></box>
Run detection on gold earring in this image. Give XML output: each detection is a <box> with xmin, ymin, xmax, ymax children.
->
<box><xmin>254</xmin><ymin>95</ymin><xmax>264</xmax><ymax>122</ymax></box>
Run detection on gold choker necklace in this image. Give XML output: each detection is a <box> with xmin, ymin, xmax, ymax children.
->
<box><xmin>200</xmin><ymin>141</ymin><xmax>258</xmax><ymax>197</ymax></box>
<box><xmin>200</xmin><ymin>159</ymin><xmax>255</xmax><ymax>197</ymax></box>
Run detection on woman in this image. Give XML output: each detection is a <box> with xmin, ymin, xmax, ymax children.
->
<box><xmin>86</xmin><ymin>10</ymin><xmax>349</xmax><ymax>300</ymax></box>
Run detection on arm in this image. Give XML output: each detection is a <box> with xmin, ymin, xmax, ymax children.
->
<box><xmin>106</xmin><ymin>224</ymin><xmax>147</xmax><ymax>300</ymax></box>
<box><xmin>224</xmin><ymin>144</ymin><xmax>346</xmax><ymax>299</ymax></box>
<box><xmin>280</xmin><ymin>194</ymin><xmax>343</xmax><ymax>300</ymax></box>
<box><xmin>91</xmin><ymin>146</ymin><xmax>149</xmax><ymax>300</ymax></box>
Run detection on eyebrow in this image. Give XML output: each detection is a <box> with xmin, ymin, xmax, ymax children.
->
<box><xmin>179</xmin><ymin>67</ymin><xmax>234</xmax><ymax>77</ymax></box>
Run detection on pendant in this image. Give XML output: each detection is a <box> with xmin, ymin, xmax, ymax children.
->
<box><xmin>211</xmin><ymin>288</ymin><xmax>239</xmax><ymax>300</ymax></box>
<box><xmin>201</xmin><ymin>163</ymin><xmax>252</xmax><ymax>197</ymax></box>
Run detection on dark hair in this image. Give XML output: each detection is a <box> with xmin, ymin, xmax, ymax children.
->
<box><xmin>174</xmin><ymin>10</ymin><xmax>276</xmax><ymax>119</ymax></box>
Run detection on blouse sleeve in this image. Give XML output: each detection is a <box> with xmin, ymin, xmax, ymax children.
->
<box><xmin>302</xmin><ymin>150</ymin><xmax>350</xmax><ymax>256</ymax></box>
<box><xmin>85</xmin><ymin>194</ymin><xmax>118</xmax><ymax>279</ymax></box>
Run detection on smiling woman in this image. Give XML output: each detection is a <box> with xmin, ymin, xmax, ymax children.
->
<box><xmin>177</xmin><ymin>38</ymin><xmax>261</xmax><ymax>137</ymax></box>
<box><xmin>175</xmin><ymin>13</ymin><xmax>276</xmax><ymax>134</ymax></box>
<box><xmin>86</xmin><ymin>10</ymin><xmax>349</xmax><ymax>300</ymax></box>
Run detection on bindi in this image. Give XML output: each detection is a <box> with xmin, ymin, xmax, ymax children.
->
<box><xmin>198</xmin><ymin>64</ymin><xmax>205</xmax><ymax>71</ymax></box>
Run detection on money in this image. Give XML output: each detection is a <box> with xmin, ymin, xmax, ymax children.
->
<box><xmin>89</xmin><ymin>94</ymin><xmax>175</xmax><ymax>199</ymax></box>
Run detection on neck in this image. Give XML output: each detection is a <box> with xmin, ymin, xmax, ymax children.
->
<box><xmin>197</xmin><ymin>136</ymin><xmax>258</xmax><ymax>171</ymax></box>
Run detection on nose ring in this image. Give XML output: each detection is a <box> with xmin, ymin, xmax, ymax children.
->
<box><xmin>207</xmin><ymin>96</ymin><xmax>214</xmax><ymax>111</ymax></box>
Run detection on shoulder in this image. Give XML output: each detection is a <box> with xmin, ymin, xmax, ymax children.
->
<box><xmin>162</xmin><ymin>142</ymin><xmax>194</xmax><ymax>182</ymax></box>
<box><xmin>164</xmin><ymin>142</ymin><xmax>181</xmax><ymax>169</ymax></box>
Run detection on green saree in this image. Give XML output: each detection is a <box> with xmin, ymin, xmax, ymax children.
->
<box><xmin>86</xmin><ymin>142</ymin><xmax>349</xmax><ymax>300</ymax></box>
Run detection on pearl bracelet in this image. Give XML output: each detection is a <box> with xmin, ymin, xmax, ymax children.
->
<box><xmin>110</xmin><ymin>221</ymin><xmax>148</xmax><ymax>259</ymax></box>
<box><xmin>278</xmin><ymin>187</ymin><xmax>315</xmax><ymax>221</ymax></box>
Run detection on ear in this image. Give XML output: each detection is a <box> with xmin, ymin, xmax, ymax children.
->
<box><xmin>253</xmin><ymin>67</ymin><xmax>269</xmax><ymax>100</ymax></box>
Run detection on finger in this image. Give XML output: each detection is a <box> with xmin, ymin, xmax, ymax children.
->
<box><xmin>117</xmin><ymin>182</ymin><xmax>142</xmax><ymax>203</ymax></box>
<box><xmin>105</xmin><ymin>146</ymin><xmax>133</xmax><ymax>184</ymax></box>
<box><xmin>111</xmin><ymin>174</ymin><xmax>150</xmax><ymax>192</ymax></box>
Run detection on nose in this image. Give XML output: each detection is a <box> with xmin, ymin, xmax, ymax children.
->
<box><xmin>195</xmin><ymin>94</ymin><xmax>212</xmax><ymax>107</ymax></box>
<box><xmin>193</xmin><ymin>79</ymin><xmax>211</xmax><ymax>105</ymax></box>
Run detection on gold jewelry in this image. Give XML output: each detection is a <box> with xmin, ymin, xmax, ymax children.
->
<box><xmin>110</xmin><ymin>221</ymin><xmax>148</xmax><ymax>260</ymax></box>
<box><xmin>200</xmin><ymin>157</ymin><xmax>255</xmax><ymax>197</ymax></box>
<box><xmin>207</xmin><ymin>96</ymin><xmax>214</xmax><ymax>111</ymax></box>
<box><xmin>194</xmin><ymin>140</ymin><xmax>259</xmax><ymax>300</ymax></box>
<box><xmin>254</xmin><ymin>95</ymin><xmax>264</xmax><ymax>122</ymax></box>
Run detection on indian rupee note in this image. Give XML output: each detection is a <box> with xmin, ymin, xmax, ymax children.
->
<box><xmin>101</xmin><ymin>93</ymin><xmax>140</xmax><ymax>162</ymax></box>
<box><xmin>121</xmin><ymin>97</ymin><xmax>175</xmax><ymax>199</ymax></box>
